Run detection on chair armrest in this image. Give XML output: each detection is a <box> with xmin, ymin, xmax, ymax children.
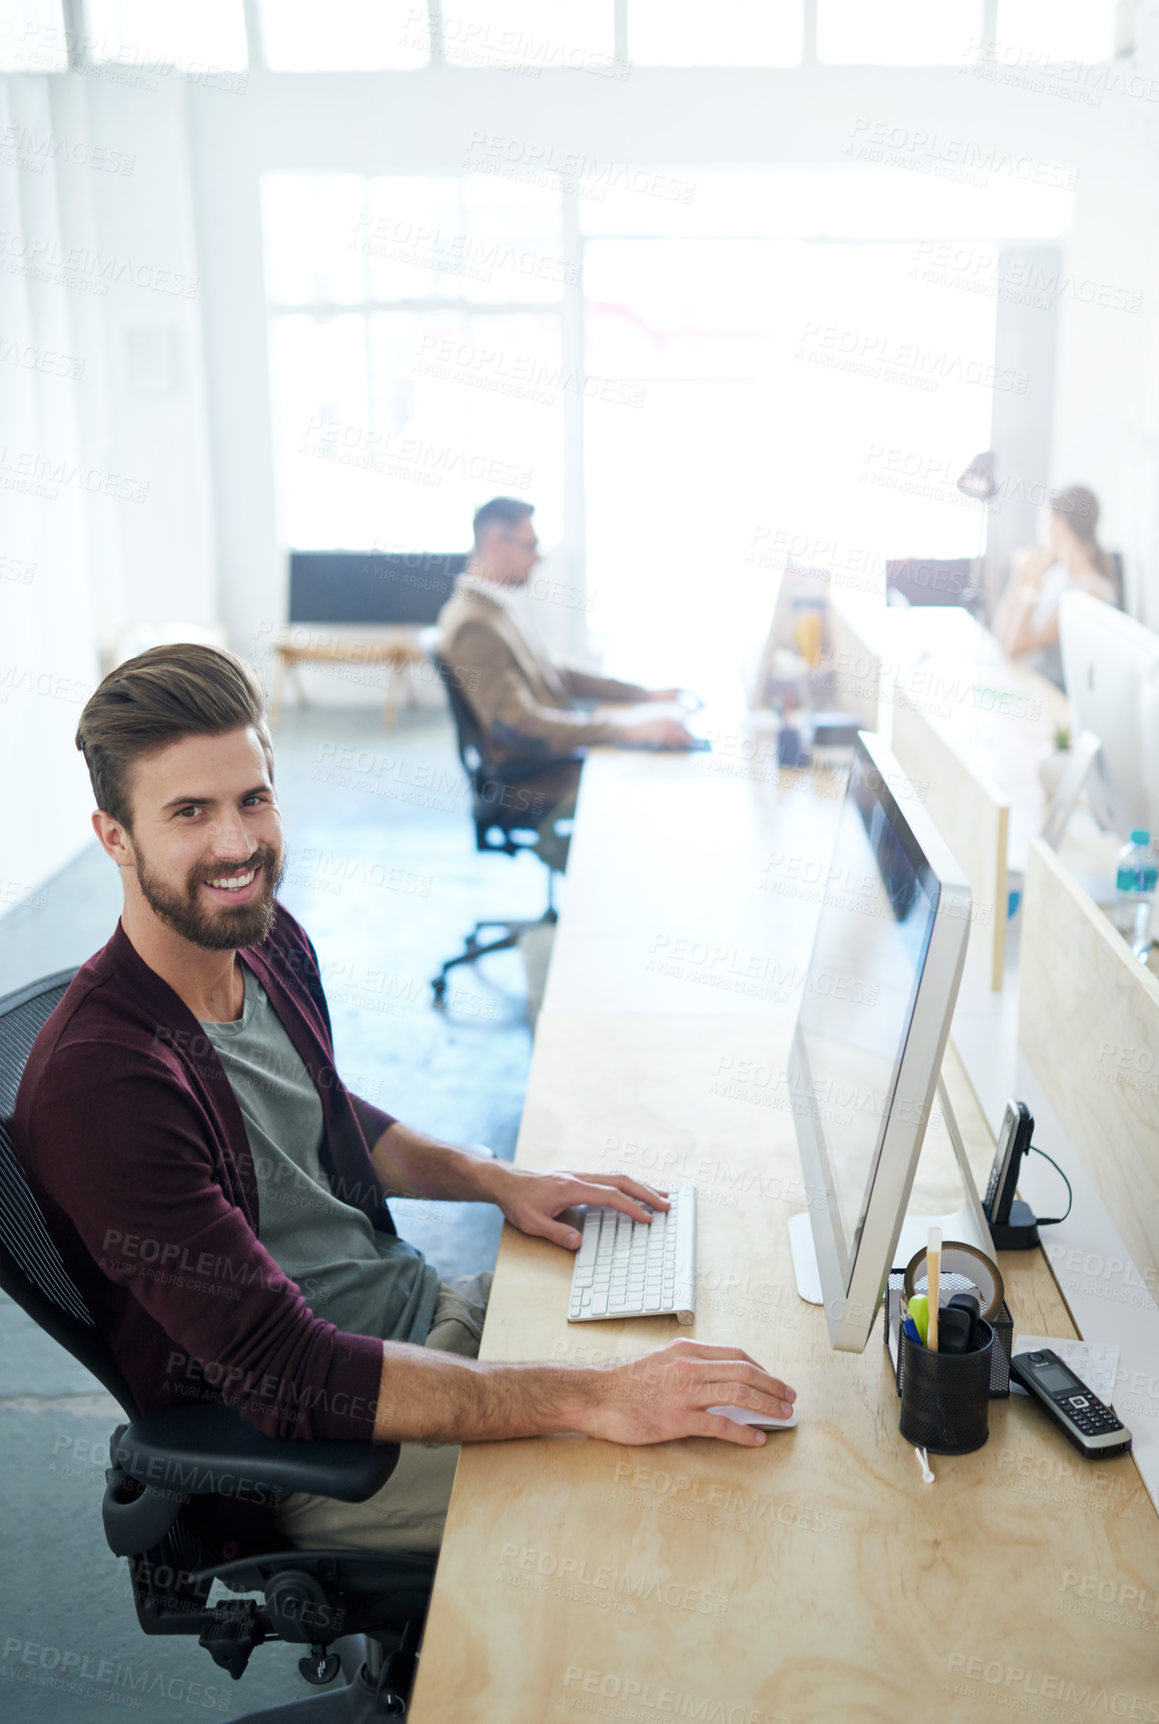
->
<box><xmin>112</xmin><ymin>1405</ymin><xmax>400</xmax><ymax>1503</ymax></box>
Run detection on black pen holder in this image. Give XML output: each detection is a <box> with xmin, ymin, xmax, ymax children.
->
<box><xmin>884</xmin><ymin>1271</ymin><xmax>1012</xmax><ymax>1396</ymax></box>
<box><xmin>898</xmin><ymin>1321</ymin><xmax>994</xmax><ymax>1455</ymax></box>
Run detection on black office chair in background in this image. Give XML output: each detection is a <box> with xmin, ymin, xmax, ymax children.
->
<box><xmin>1108</xmin><ymin>549</ymin><xmax>1126</xmax><ymax>611</ymax></box>
<box><xmin>420</xmin><ymin>628</ymin><xmax>582</xmax><ymax>1004</ymax></box>
<box><xmin>0</xmin><ymin>970</ymin><xmax>437</xmax><ymax>1723</ymax></box>
<box><xmin>885</xmin><ymin>557</ymin><xmax>983</xmax><ymax>612</ymax></box>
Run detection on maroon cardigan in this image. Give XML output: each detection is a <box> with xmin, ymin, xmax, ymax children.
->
<box><xmin>12</xmin><ymin>905</ymin><xmax>395</xmax><ymax>1443</ymax></box>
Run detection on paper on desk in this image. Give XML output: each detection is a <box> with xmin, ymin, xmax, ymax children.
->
<box><xmin>1012</xmin><ymin>1336</ymin><xmax>1120</xmax><ymax>1403</ymax></box>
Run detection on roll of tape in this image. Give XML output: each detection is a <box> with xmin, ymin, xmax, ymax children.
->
<box><xmin>903</xmin><ymin>1241</ymin><xmax>1005</xmax><ymax>1320</ymax></box>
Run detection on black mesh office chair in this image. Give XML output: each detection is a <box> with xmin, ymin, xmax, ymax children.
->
<box><xmin>0</xmin><ymin>969</ymin><xmax>437</xmax><ymax>1722</ymax></box>
<box><xmin>420</xmin><ymin>628</ymin><xmax>582</xmax><ymax>1003</ymax></box>
<box><xmin>885</xmin><ymin>558</ymin><xmax>983</xmax><ymax>612</ymax></box>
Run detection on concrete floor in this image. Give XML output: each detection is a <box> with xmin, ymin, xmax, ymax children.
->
<box><xmin>0</xmin><ymin>705</ymin><xmax>554</xmax><ymax>1722</ymax></box>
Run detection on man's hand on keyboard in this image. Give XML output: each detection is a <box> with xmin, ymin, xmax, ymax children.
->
<box><xmin>578</xmin><ymin>1339</ymin><xmax>796</xmax><ymax>1448</ymax></box>
<box><xmin>491</xmin><ymin>1167</ymin><xmax>669</xmax><ymax>1250</ymax></box>
<box><xmin>617</xmin><ymin>717</ymin><xmax>695</xmax><ymax>748</ymax></box>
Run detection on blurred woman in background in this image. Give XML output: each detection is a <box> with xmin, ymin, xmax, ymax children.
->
<box><xmin>993</xmin><ymin>484</ymin><xmax>1118</xmax><ymax>687</ymax></box>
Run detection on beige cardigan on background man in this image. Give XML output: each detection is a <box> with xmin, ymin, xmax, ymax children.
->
<box><xmin>436</xmin><ymin>578</ymin><xmax>650</xmax><ymax>761</ymax></box>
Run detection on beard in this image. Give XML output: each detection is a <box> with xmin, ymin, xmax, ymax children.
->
<box><xmin>135</xmin><ymin>842</ymin><xmax>286</xmax><ymax>951</ymax></box>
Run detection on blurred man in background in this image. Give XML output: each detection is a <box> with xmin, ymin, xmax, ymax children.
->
<box><xmin>437</xmin><ymin>497</ymin><xmax>694</xmax><ymax>866</ymax></box>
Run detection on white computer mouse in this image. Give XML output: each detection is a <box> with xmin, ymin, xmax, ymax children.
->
<box><xmin>708</xmin><ymin>1404</ymin><xmax>798</xmax><ymax>1430</ymax></box>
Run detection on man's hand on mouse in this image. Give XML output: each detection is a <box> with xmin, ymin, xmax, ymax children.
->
<box><xmin>574</xmin><ymin>1339</ymin><xmax>797</xmax><ymax>1448</ymax></box>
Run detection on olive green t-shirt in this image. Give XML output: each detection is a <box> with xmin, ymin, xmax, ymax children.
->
<box><xmin>202</xmin><ymin>964</ymin><xmax>438</xmax><ymax>1344</ymax></box>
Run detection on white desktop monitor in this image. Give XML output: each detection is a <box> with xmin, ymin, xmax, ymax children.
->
<box><xmin>1059</xmin><ymin>590</ymin><xmax>1159</xmax><ymax>840</ymax></box>
<box><xmin>786</xmin><ymin>732</ymin><xmax>975</xmax><ymax>1351</ymax></box>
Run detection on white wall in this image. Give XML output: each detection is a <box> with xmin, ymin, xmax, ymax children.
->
<box><xmin>0</xmin><ymin>74</ymin><xmax>98</xmax><ymax>909</ymax></box>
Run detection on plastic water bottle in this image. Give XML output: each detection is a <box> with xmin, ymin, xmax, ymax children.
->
<box><xmin>1113</xmin><ymin>830</ymin><xmax>1158</xmax><ymax>960</ymax></box>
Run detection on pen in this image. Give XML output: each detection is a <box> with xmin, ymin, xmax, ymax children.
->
<box><xmin>927</xmin><ymin>1226</ymin><xmax>941</xmax><ymax>1353</ymax></box>
<box><xmin>906</xmin><ymin>1293</ymin><xmax>929</xmax><ymax>1346</ymax></box>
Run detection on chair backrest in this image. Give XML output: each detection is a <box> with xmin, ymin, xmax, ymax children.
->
<box><xmin>0</xmin><ymin>969</ymin><xmax>138</xmax><ymax>1414</ymax></box>
<box><xmin>418</xmin><ymin>627</ymin><xmax>494</xmax><ymax>781</ymax></box>
<box><xmin>421</xmin><ymin>628</ymin><xmax>559</xmax><ymax>862</ymax></box>
<box><xmin>885</xmin><ymin>558</ymin><xmax>978</xmax><ymax>608</ymax></box>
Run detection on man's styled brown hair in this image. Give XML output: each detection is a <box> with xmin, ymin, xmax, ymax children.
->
<box><xmin>76</xmin><ymin>643</ymin><xmax>273</xmax><ymax>828</ymax></box>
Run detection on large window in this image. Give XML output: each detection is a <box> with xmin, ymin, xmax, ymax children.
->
<box><xmin>576</xmin><ymin>168</ymin><xmax>1067</xmax><ymax>687</ymax></box>
<box><xmin>263</xmin><ymin>175</ymin><xmax>566</xmax><ymax>550</ymax></box>
<box><xmin>1</xmin><ymin>0</ymin><xmax>68</xmax><ymax>70</ymax></box>
<box><xmin>259</xmin><ymin>1</ymin><xmax>426</xmax><ymax>72</ymax></box>
<box><xmin>583</xmin><ymin>235</ymin><xmax>998</xmax><ymax>690</ymax></box>
<box><xmin>994</xmin><ymin>1</ymin><xmax>1118</xmax><ymax>65</ymax></box>
<box><xmin>438</xmin><ymin>1</ymin><xmax>616</xmax><ymax>71</ymax></box>
<box><xmin>263</xmin><ymin>167</ymin><xmax>1066</xmax><ymax>691</ymax></box>
<box><xmin>629</xmin><ymin>2</ymin><xmax>802</xmax><ymax>67</ymax></box>
<box><xmin>817</xmin><ymin>1</ymin><xmax>983</xmax><ymax>66</ymax></box>
<box><xmin>84</xmin><ymin>0</ymin><xmax>247</xmax><ymax>69</ymax></box>
<box><xmin>7</xmin><ymin>0</ymin><xmax>1117</xmax><ymax>72</ymax></box>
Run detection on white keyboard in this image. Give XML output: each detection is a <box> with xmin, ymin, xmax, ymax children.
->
<box><xmin>567</xmin><ymin>1185</ymin><xmax>696</xmax><ymax>1324</ymax></box>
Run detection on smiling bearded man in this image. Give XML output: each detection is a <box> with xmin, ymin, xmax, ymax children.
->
<box><xmin>10</xmin><ymin>642</ymin><xmax>796</xmax><ymax>1565</ymax></box>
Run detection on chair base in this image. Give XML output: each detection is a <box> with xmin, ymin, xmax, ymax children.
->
<box><xmin>231</xmin><ymin>1665</ymin><xmax>398</xmax><ymax>1722</ymax></box>
<box><xmin>431</xmin><ymin>906</ymin><xmax>558</xmax><ymax>1002</ymax></box>
<box><xmin>234</xmin><ymin>1632</ymin><xmax>417</xmax><ymax>1722</ymax></box>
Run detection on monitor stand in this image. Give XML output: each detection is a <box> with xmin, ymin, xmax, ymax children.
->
<box><xmin>789</xmin><ymin>1072</ymin><xmax>994</xmax><ymax>1305</ymax></box>
<box><xmin>1038</xmin><ymin>728</ymin><xmax>1101</xmax><ymax>852</ymax></box>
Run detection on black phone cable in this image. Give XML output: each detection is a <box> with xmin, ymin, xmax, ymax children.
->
<box><xmin>1029</xmin><ymin>1144</ymin><xmax>1072</xmax><ymax>1226</ymax></box>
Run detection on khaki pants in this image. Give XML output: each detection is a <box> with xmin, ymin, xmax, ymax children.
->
<box><xmin>274</xmin><ymin>1271</ymin><xmax>493</xmax><ymax>1555</ymax></box>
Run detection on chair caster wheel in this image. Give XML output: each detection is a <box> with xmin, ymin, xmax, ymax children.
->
<box><xmin>431</xmin><ymin>977</ymin><xmax>446</xmax><ymax>1003</ymax></box>
<box><xmin>361</xmin><ymin>1664</ymin><xmax>409</xmax><ymax>1717</ymax></box>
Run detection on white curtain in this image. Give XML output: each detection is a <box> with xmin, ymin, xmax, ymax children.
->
<box><xmin>0</xmin><ymin>71</ymin><xmax>103</xmax><ymax>910</ymax></box>
<box><xmin>0</xmin><ymin>59</ymin><xmax>221</xmax><ymax>914</ymax></box>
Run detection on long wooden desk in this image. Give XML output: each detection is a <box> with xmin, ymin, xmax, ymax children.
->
<box><xmin>409</xmin><ymin>750</ymin><xmax>1159</xmax><ymax>1724</ymax></box>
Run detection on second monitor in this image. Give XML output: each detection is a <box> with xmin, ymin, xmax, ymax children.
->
<box><xmin>1059</xmin><ymin>589</ymin><xmax>1159</xmax><ymax>841</ymax></box>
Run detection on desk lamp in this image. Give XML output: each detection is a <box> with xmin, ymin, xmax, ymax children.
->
<box><xmin>956</xmin><ymin>450</ymin><xmax>997</xmax><ymax>613</ymax></box>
